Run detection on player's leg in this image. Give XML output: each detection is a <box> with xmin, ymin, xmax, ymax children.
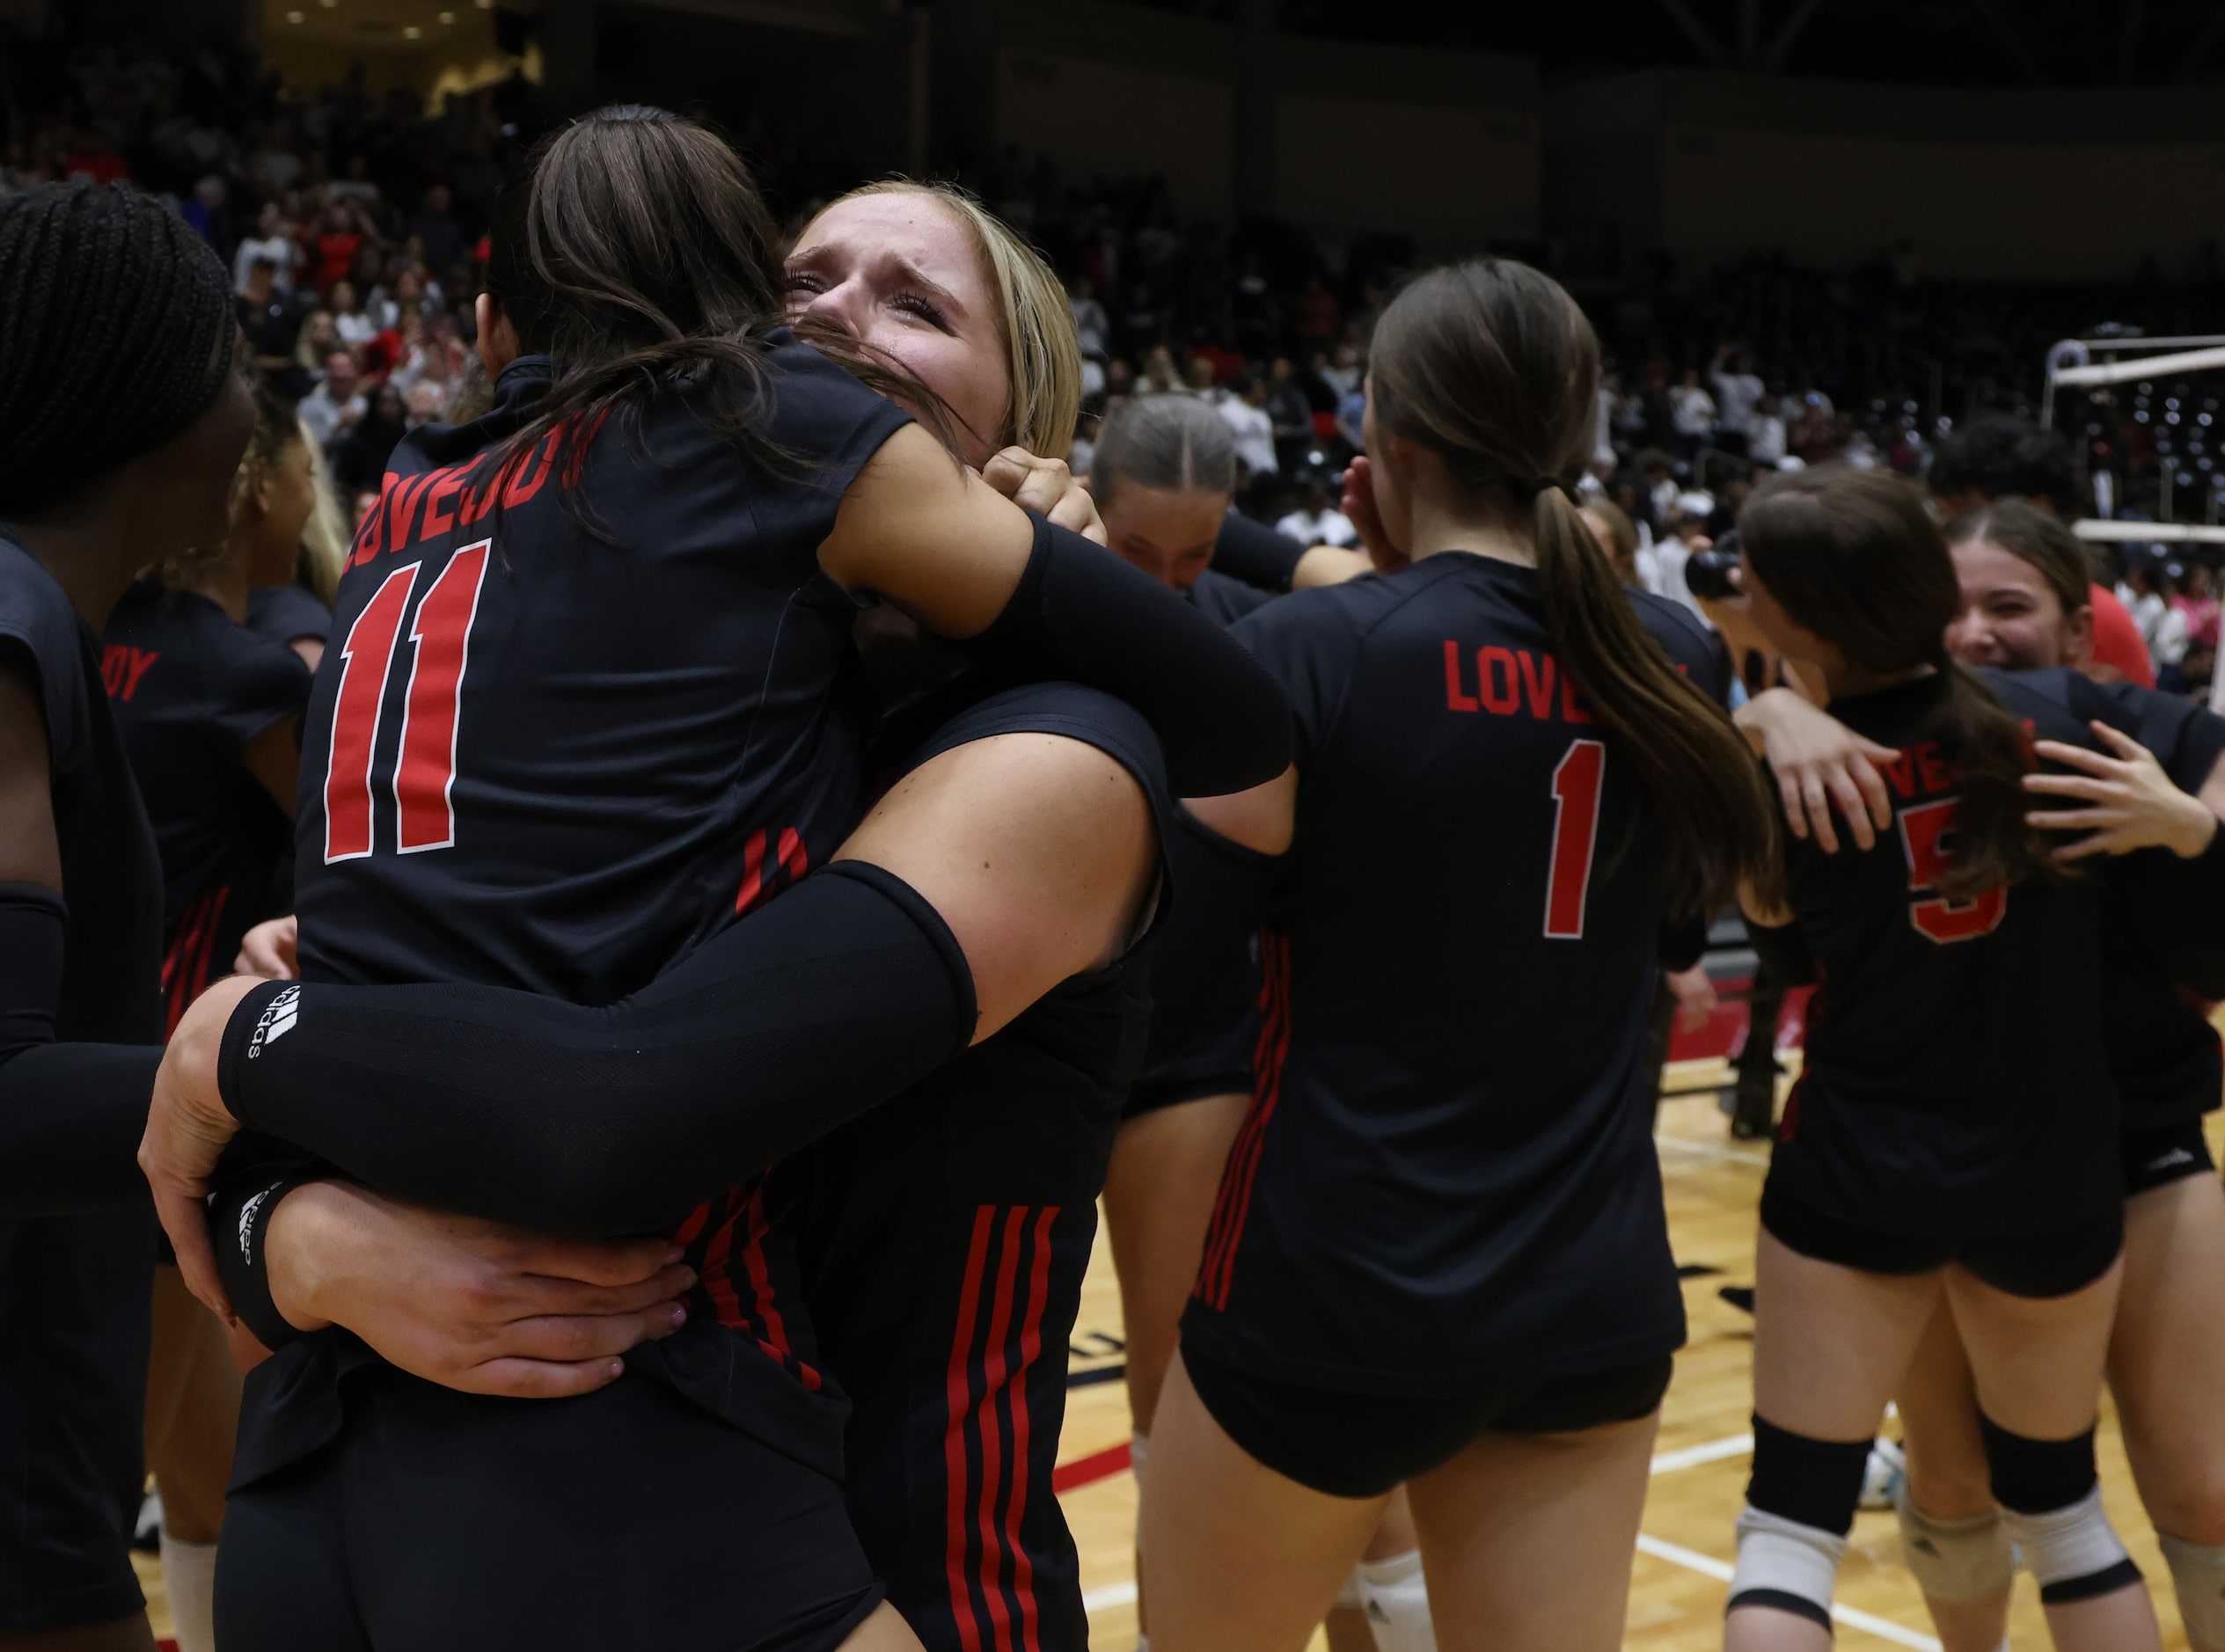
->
<box><xmin>1725</xmin><ymin>1230</ymin><xmax>1941</xmax><ymax>1652</ymax></box>
<box><xmin>1947</xmin><ymin>1243</ymin><xmax>2162</xmax><ymax>1652</ymax></box>
<box><xmin>1138</xmin><ymin>1353</ymin><xmax>1391</xmax><ymax>1652</ymax></box>
<box><xmin>142</xmin><ymin>1265</ymin><xmax>238</xmax><ymax>1652</ymax></box>
<box><xmin>1893</xmin><ymin>1301</ymin><xmax>2014</xmax><ymax>1652</ymax></box>
<box><xmin>1103</xmin><ymin>1092</ymin><xmax>1249</xmax><ymax>1436</ymax></box>
<box><xmin>1328</xmin><ymin>1490</ymin><xmax>1431</xmax><ymax>1652</ymax></box>
<box><xmin>2110</xmin><ymin>1164</ymin><xmax>2225</xmax><ymax>1652</ymax></box>
<box><xmin>1402</xmin><ymin>1375</ymin><xmax>1665</xmax><ymax>1652</ymax></box>
<box><xmin>211</xmin><ymin>1455</ymin><xmax>368</xmax><ymax>1652</ymax></box>
<box><xmin>1103</xmin><ymin>1091</ymin><xmax>1248</xmax><ymax>1648</ymax></box>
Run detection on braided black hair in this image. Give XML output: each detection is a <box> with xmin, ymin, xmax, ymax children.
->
<box><xmin>0</xmin><ymin>179</ymin><xmax>238</xmax><ymax>516</ymax></box>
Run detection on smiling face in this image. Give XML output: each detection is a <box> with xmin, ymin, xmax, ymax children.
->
<box><xmin>785</xmin><ymin>193</ymin><xmax>1009</xmax><ymax>467</ymax></box>
<box><xmin>1943</xmin><ymin>535</ymin><xmax>2090</xmax><ymax>671</ymax></box>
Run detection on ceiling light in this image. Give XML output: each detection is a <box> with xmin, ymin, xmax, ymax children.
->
<box><xmin>438</xmin><ymin>9</ymin><xmax>455</xmax><ymax>18</ymax></box>
<box><xmin>403</xmin><ymin>24</ymin><xmax>422</xmax><ymax>36</ymax></box>
<box><xmin>286</xmin><ymin>7</ymin><xmax>303</xmax><ymax>18</ymax></box>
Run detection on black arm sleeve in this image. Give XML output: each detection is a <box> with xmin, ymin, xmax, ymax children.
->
<box><xmin>206</xmin><ymin>1130</ymin><xmax>329</xmax><ymax>1353</ymax></box>
<box><xmin>1211</xmin><ymin>513</ymin><xmax>1306</xmax><ymax>595</ymax></box>
<box><xmin>218</xmin><ymin>861</ymin><xmax>980</xmax><ymax>1239</ymax></box>
<box><xmin>1141</xmin><ymin>810</ymin><xmax>1278</xmax><ymax>1067</ymax></box>
<box><xmin>0</xmin><ymin>883</ymin><xmax>159</xmax><ymax>1217</ymax></box>
<box><xmin>1743</xmin><ymin>913</ymin><xmax>1819</xmax><ymax>987</ymax></box>
<box><xmin>970</xmin><ymin>515</ymin><xmax>1292</xmax><ymax>796</ymax></box>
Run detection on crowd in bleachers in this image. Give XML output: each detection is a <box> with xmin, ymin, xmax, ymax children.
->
<box><xmin>5</xmin><ymin>18</ymin><xmax>2218</xmax><ymax>698</ymax></box>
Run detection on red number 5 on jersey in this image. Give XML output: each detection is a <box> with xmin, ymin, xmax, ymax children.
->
<box><xmin>1897</xmin><ymin>796</ymin><xmax>2007</xmax><ymax>944</ymax></box>
<box><xmin>325</xmin><ymin>542</ymin><xmax>492</xmax><ymax>862</ymax></box>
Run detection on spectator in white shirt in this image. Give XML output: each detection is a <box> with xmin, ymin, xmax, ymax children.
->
<box><xmin>1219</xmin><ymin>374</ymin><xmax>1279</xmax><ymax>487</ymax></box>
<box><xmin>1749</xmin><ymin>395</ymin><xmax>1788</xmax><ymax>467</ymax></box>
<box><xmin>1069</xmin><ymin>277</ymin><xmax>1108</xmax><ymax>360</ymax></box>
<box><xmin>1709</xmin><ymin>347</ymin><xmax>1764</xmax><ymax>457</ymax></box>
<box><xmin>1669</xmin><ymin>368</ymin><xmax>1716</xmax><ymax>467</ymax></box>
<box><xmin>329</xmin><ymin>279</ymin><xmax>377</xmax><ymax>348</ymax></box>
<box><xmin>232</xmin><ymin>201</ymin><xmax>297</xmax><ymax>296</ymax></box>
<box><xmin>298</xmin><ymin>352</ymin><xmax>368</xmax><ymax>450</ymax></box>
<box><xmin>1276</xmin><ymin>475</ymin><xmax>1358</xmax><ymax>548</ymax></box>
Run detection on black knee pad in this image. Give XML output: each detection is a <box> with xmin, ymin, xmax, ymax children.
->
<box><xmin>1745</xmin><ymin>1414</ymin><xmax>1874</xmax><ymax>1538</ymax></box>
<box><xmin>1977</xmin><ymin>1414</ymin><xmax>2096</xmax><ymax>1514</ymax></box>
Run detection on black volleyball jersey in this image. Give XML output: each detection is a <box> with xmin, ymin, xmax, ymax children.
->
<box><xmin>780</xmin><ymin>683</ymin><xmax>1171</xmax><ymax>1652</ymax></box>
<box><xmin>104</xmin><ymin>584</ymin><xmax>311</xmax><ymax>1033</ymax></box>
<box><xmin>0</xmin><ymin>537</ymin><xmax>164</xmax><ymax>1049</ymax></box>
<box><xmin>1762</xmin><ymin>669</ymin><xmax>2197</xmax><ymax>1239</ymax></box>
<box><xmin>295</xmin><ymin>337</ymin><xmax>906</xmax><ymax>1000</ymax></box>
<box><xmin>246</xmin><ymin>581</ymin><xmax>333</xmax><ymax>649</ymax></box>
<box><xmin>253</xmin><ymin>337</ymin><xmax>910</xmax><ymax>1478</ymax></box>
<box><xmin>1189</xmin><ymin>567</ymin><xmax>1273</xmax><ymax>628</ymax></box>
<box><xmin>2041</xmin><ymin>673</ymin><xmax>2225</xmax><ymax>1131</ymax></box>
<box><xmin>1182</xmin><ymin>552</ymin><xmax>1722</xmax><ymax>1394</ymax></box>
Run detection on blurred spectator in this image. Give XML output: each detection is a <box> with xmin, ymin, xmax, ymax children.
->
<box><xmin>1263</xmin><ymin>357</ymin><xmax>1314</xmax><ymax>472</ymax></box>
<box><xmin>330</xmin><ymin>279</ymin><xmax>376</xmax><ymax>348</ymax></box>
<box><xmin>1069</xmin><ymin>277</ymin><xmax>1108</xmax><ymax>360</ymax></box>
<box><xmin>1219</xmin><ymin>375</ymin><xmax>1278</xmax><ymax>495</ymax></box>
<box><xmin>233</xmin><ymin>201</ymin><xmax>297</xmax><ymax>296</ymax></box>
<box><xmin>1293</xmin><ymin>274</ymin><xmax>1341</xmax><ymax>350</ymax></box>
<box><xmin>1709</xmin><ymin>348</ymin><xmax>1763</xmax><ymax>459</ymax></box>
<box><xmin>406</xmin><ymin>183</ymin><xmax>465</xmax><ymax>272</ymax></box>
<box><xmin>404</xmin><ymin>380</ymin><xmax>448</xmax><ymax>428</ymax></box>
<box><xmin>1669</xmin><ymin>367</ymin><xmax>1715</xmax><ymax>468</ymax></box>
<box><xmin>333</xmin><ymin>383</ymin><xmax>409</xmax><ymax>494</ymax></box>
<box><xmin>299</xmin><ymin>352</ymin><xmax>366</xmax><ymax>450</ymax></box>
<box><xmin>1276</xmin><ymin>475</ymin><xmax>1358</xmax><ymax>549</ymax></box>
<box><xmin>235</xmin><ymin>259</ymin><xmax>304</xmax><ymax>382</ymax></box>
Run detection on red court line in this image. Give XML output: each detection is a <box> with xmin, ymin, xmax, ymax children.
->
<box><xmin>1050</xmin><ymin>1440</ymin><xmax>1131</xmax><ymax>1495</ymax></box>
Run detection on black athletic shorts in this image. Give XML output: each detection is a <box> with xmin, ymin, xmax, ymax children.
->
<box><xmin>2121</xmin><ymin>1116</ymin><xmax>2217</xmax><ymax>1199</ymax></box>
<box><xmin>1181</xmin><ymin>1346</ymin><xmax>1674</xmax><ymax>1500</ymax></box>
<box><xmin>1123</xmin><ymin>1005</ymin><xmax>1259</xmax><ymax>1121</ymax></box>
<box><xmin>216</xmin><ymin>1363</ymin><xmax>882</xmax><ymax>1652</ymax></box>
<box><xmin>1760</xmin><ymin>1181</ymin><xmax>2123</xmax><ymax>1299</ymax></box>
<box><xmin>0</xmin><ymin>1210</ymin><xmax>156</xmax><ymax>1633</ymax></box>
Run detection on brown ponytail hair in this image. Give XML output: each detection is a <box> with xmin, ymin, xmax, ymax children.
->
<box><xmin>1738</xmin><ymin>467</ymin><xmax>2048</xmax><ymax>898</ymax></box>
<box><xmin>1366</xmin><ymin>259</ymin><xmax>1775</xmax><ymax>917</ymax></box>
<box><xmin>479</xmin><ymin>106</ymin><xmax>955</xmax><ymax>537</ymax></box>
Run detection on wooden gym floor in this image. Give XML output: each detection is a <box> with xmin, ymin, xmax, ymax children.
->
<box><xmin>134</xmin><ymin>1030</ymin><xmax>2225</xmax><ymax>1649</ymax></box>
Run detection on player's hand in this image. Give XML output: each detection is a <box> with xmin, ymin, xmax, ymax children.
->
<box><xmin>1735</xmin><ymin>688</ymin><xmax>1898</xmax><ymax>854</ymax></box>
<box><xmin>235</xmin><ymin>913</ymin><xmax>298</xmax><ymax>980</ymax></box>
<box><xmin>2027</xmin><ymin>723</ymin><xmax>2220</xmax><ymax>861</ymax></box>
<box><xmin>140</xmin><ymin>974</ymin><xmax>265</xmax><ymax>1317</ymax></box>
<box><xmin>1665</xmin><ymin>962</ymin><xmax>1718</xmax><ymax>1034</ymax></box>
<box><xmin>1340</xmin><ymin>457</ymin><xmax>1404</xmax><ymax>574</ymax></box>
<box><xmin>982</xmin><ymin>447</ymin><xmax>1105</xmax><ymax>545</ymax></box>
<box><xmin>265</xmin><ymin>1181</ymin><xmax>695</xmax><ymax>1400</ymax></box>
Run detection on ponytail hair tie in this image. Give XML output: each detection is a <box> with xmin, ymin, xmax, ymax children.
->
<box><xmin>1527</xmin><ymin>476</ymin><xmax>1570</xmax><ymax>502</ymax></box>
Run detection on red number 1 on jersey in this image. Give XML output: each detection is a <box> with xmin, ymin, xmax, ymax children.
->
<box><xmin>1897</xmin><ymin>796</ymin><xmax>2007</xmax><ymax>944</ymax></box>
<box><xmin>323</xmin><ymin>542</ymin><xmax>492</xmax><ymax>863</ymax></box>
<box><xmin>1545</xmin><ymin>738</ymin><xmax>1607</xmax><ymax>939</ymax></box>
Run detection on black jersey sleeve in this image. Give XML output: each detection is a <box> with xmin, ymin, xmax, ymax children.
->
<box><xmin>246</xmin><ymin>582</ymin><xmax>333</xmax><ymax>647</ymax></box>
<box><xmin>216</xmin><ymin>860</ymin><xmax>977</xmax><ymax>1238</ymax></box>
<box><xmin>1212</xmin><ymin>513</ymin><xmax>1306</xmax><ymax>594</ymax></box>
<box><xmin>1227</xmin><ymin>588</ymin><xmax>1366</xmax><ymax>774</ymax></box>
<box><xmin>197</xmin><ymin>625</ymin><xmax>313</xmax><ymax>757</ymax></box>
<box><xmin>970</xmin><ymin>515</ymin><xmax>1292</xmax><ymax>796</ymax></box>
<box><xmin>2094</xmin><ymin>679</ymin><xmax>2225</xmax><ymax>793</ymax></box>
<box><xmin>1744</xmin><ymin>911</ymin><xmax>1819</xmax><ymax>986</ymax></box>
<box><xmin>0</xmin><ymin>882</ymin><xmax>160</xmax><ymax>1216</ymax></box>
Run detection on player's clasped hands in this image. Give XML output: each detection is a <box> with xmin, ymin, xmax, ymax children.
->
<box><xmin>980</xmin><ymin>445</ymin><xmax>1104</xmax><ymax>545</ymax></box>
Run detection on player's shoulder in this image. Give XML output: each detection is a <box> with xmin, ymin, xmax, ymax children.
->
<box><xmin>1987</xmin><ymin>665</ymin><xmax>2117</xmax><ymax>746</ymax></box>
<box><xmin>0</xmin><ymin>530</ymin><xmax>93</xmax><ymax>762</ymax></box>
<box><xmin>1189</xmin><ymin>567</ymin><xmax>1274</xmax><ymax>627</ymax></box>
<box><xmin>1628</xmin><ymin>586</ymin><xmax>1716</xmax><ymax>669</ymax></box>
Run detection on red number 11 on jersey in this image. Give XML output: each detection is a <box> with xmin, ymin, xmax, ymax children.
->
<box><xmin>324</xmin><ymin>542</ymin><xmax>492</xmax><ymax>862</ymax></box>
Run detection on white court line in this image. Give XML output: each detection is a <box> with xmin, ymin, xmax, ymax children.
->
<box><xmin>1636</xmin><ymin>1535</ymin><xmax>1943</xmax><ymax>1651</ymax></box>
<box><xmin>1654</xmin><ymin>1131</ymin><xmax>1771</xmax><ymax>1167</ymax></box>
<box><xmin>1082</xmin><ymin>1581</ymin><xmax>1138</xmax><ymax>1614</ymax></box>
<box><xmin>1650</xmin><ymin>1430</ymin><xmax>1753</xmax><ymax>1474</ymax></box>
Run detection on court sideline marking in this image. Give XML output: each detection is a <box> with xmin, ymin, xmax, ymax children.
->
<box><xmin>1072</xmin><ymin>1428</ymin><xmax>1943</xmax><ymax>1648</ymax></box>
